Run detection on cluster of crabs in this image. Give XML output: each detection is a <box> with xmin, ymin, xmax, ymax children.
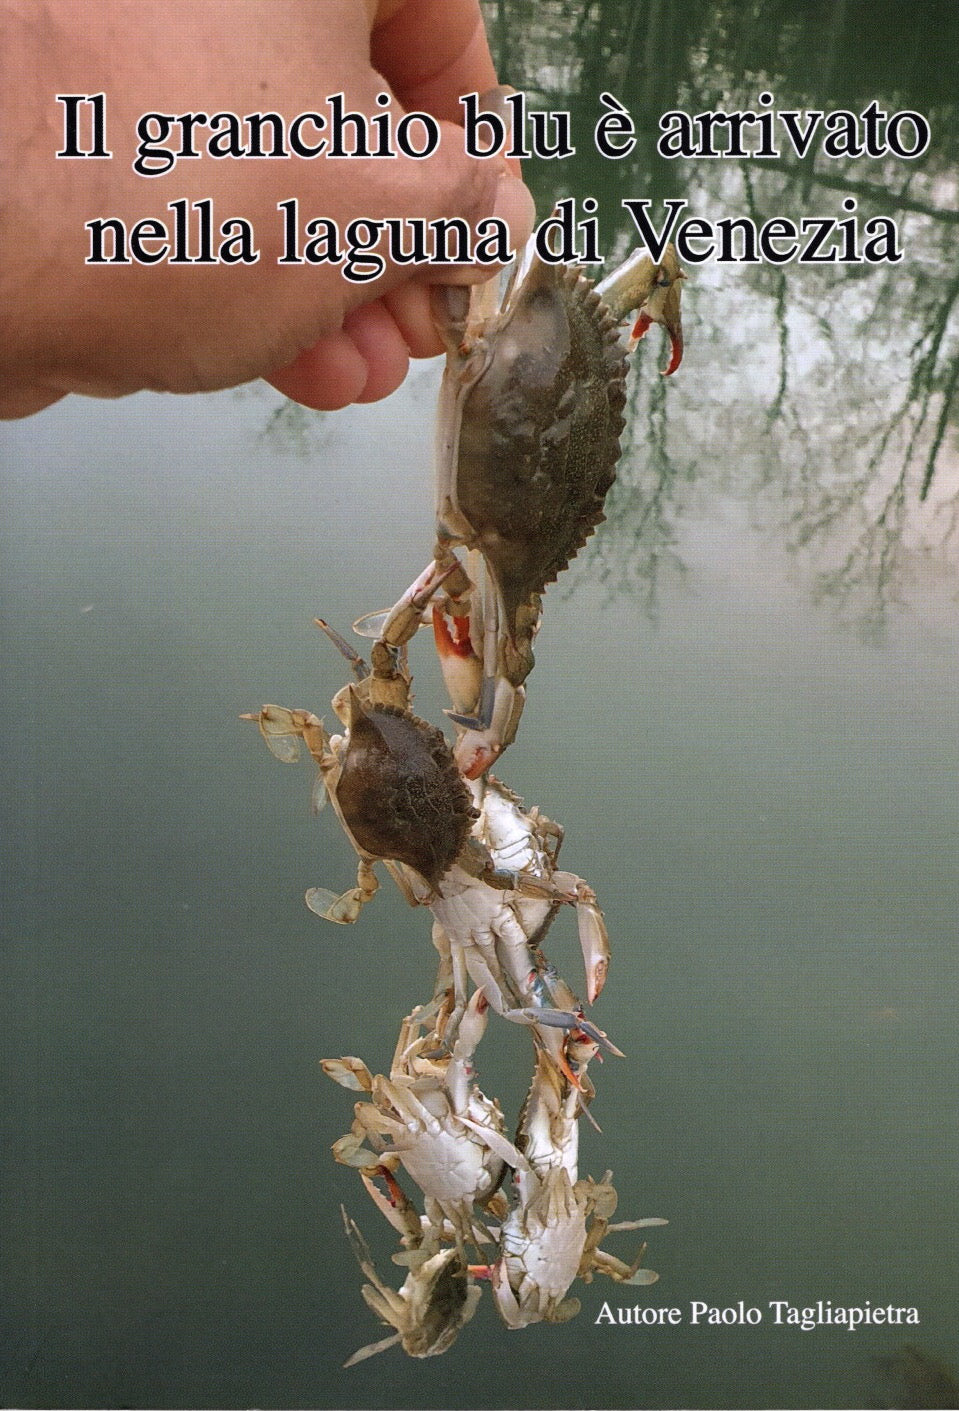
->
<box><xmin>245</xmin><ymin>228</ymin><xmax>684</xmax><ymax>1363</ymax></box>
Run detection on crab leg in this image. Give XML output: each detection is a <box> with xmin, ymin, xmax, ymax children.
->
<box><xmin>443</xmin><ymin>563</ymin><xmax>533</xmax><ymax>779</ymax></box>
<box><xmin>305</xmin><ymin>856</ymin><xmax>380</xmax><ymax>924</ymax></box>
<box><xmin>352</xmin><ymin>557</ymin><xmax>466</xmax><ymax>652</ymax></box>
<box><xmin>481</xmin><ymin>853</ymin><xmax>612</xmax><ymax>1006</ymax></box>
<box><xmin>342</xmin><ymin>1207</ymin><xmax>409</xmax><ymax>1320</ymax></box>
<box><xmin>359</xmin><ymin>1165</ymin><xmax>426</xmax><ymax>1246</ymax></box>
<box><xmin>242</xmin><ymin>704</ymin><xmax>385</xmax><ymax>923</ymax></box>
<box><xmin>427</xmin><ymin>870</ymin><xmax>619</xmax><ymax>1059</ymax></box>
<box><xmin>339</xmin><ymin>1206</ymin><xmax>481</xmax><ymax>1364</ymax></box>
<box><xmin>241</xmin><ymin>703</ymin><xmax>328</xmax><ymax>767</ymax></box>
<box><xmin>594</xmin><ymin>244</ymin><xmax>685</xmax><ymax>375</ymax></box>
<box><xmin>549</xmin><ymin>872</ymin><xmax>611</xmax><ymax>1004</ymax></box>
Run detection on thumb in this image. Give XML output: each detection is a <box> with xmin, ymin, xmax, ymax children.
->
<box><xmin>264</xmin><ymin>91</ymin><xmax>534</xmax><ymax>411</ymax></box>
<box><xmin>339</xmin><ymin>113</ymin><xmax>534</xmax><ymax>298</ymax></box>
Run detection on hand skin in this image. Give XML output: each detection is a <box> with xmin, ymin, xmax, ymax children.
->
<box><xmin>0</xmin><ymin>0</ymin><xmax>534</xmax><ymax>419</ymax></box>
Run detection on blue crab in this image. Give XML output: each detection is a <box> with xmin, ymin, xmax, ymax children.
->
<box><xmin>488</xmin><ymin>1035</ymin><xmax>667</xmax><ymax>1329</ymax></box>
<box><xmin>243</xmin><ymin>658</ymin><xmax>615</xmax><ymax>1047</ymax></box>
<box><xmin>359</xmin><ymin>241</ymin><xmax>684</xmax><ymax>778</ymax></box>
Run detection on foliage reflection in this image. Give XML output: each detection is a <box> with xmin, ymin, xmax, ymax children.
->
<box><xmin>485</xmin><ymin>0</ymin><xmax>959</xmax><ymax>628</ymax></box>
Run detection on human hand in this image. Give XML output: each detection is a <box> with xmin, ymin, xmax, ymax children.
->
<box><xmin>0</xmin><ymin>0</ymin><xmax>534</xmax><ymax>419</ymax></box>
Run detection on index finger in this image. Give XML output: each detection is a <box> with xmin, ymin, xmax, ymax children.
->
<box><xmin>369</xmin><ymin>0</ymin><xmax>498</xmax><ymax>122</ymax></box>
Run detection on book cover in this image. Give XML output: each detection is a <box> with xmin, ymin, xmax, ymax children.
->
<box><xmin>1</xmin><ymin>2</ymin><xmax>956</xmax><ymax>1407</ymax></box>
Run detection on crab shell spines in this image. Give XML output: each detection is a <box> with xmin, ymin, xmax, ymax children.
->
<box><xmin>449</xmin><ymin>259</ymin><xmax>629</xmax><ymax>633</ymax></box>
<box><xmin>335</xmin><ymin>701</ymin><xmax>478</xmax><ymax>889</ymax></box>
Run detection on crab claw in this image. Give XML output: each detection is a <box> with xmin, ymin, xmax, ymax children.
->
<box><xmin>449</xmin><ymin>677</ymin><xmax>524</xmax><ymax>779</ymax></box>
<box><xmin>632</xmin><ymin>308</ymin><xmax>683</xmax><ymax>376</ymax></box>
<box><xmin>451</xmin><ymin>726</ymin><xmax>501</xmax><ymax>780</ymax></box>
<box><xmin>630</xmin><ymin>248</ymin><xmax>684</xmax><ymax>375</ymax></box>
<box><xmin>489</xmin><ymin>1256</ymin><xmax>525</xmax><ymax>1329</ymax></box>
<box><xmin>594</xmin><ymin>243</ymin><xmax>684</xmax><ymax>375</ymax></box>
<box><xmin>432</xmin><ymin>603</ymin><xmax>483</xmax><ymax>720</ymax></box>
<box><xmin>662</xmin><ymin>318</ymin><xmax>684</xmax><ymax>377</ymax></box>
<box><xmin>506</xmin><ymin>1008</ymin><xmax>624</xmax><ymax>1058</ymax></box>
<box><xmin>574</xmin><ymin>888</ymin><xmax>610</xmax><ymax>1004</ymax></box>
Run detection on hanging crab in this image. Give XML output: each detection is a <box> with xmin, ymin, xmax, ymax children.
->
<box><xmin>323</xmin><ymin>989</ymin><xmax>528</xmax><ymax>1249</ymax></box>
<box><xmin>328</xmin><ymin>1001</ymin><xmax>661</xmax><ymax>1359</ymax></box>
<box><xmin>339</xmin><ymin>1206</ymin><xmax>481</xmax><ymax>1365</ymax></box>
<box><xmin>432</xmin><ymin>242</ymin><xmax>685</xmax><ymax>650</ymax></box>
<box><xmin>356</xmin><ymin>240</ymin><xmax>685</xmax><ymax>778</ymax></box>
<box><xmin>486</xmin><ymin>1035</ymin><xmax>667</xmax><ymax>1329</ymax></box>
<box><xmin>242</xmin><ymin>685</ymin><xmax>476</xmax><ymax>923</ymax></box>
<box><xmin>471</xmin><ymin>771</ymin><xmax>610</xmax><ymax>1008</ymax></box>
<box><xmin>243</xmin><ymin>655</ymin><xmax>615</xmax><ymax>1047</ymax></box>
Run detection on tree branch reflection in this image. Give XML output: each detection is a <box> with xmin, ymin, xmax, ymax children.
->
<box><xmin>484</xmin><ymin>0</ymin><xmax>959</xmax><ymax>629</ymax></box>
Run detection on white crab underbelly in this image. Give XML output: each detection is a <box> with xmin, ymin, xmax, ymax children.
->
<box><xmin>501</xmin><ymin>1204</ymin><xmax>588</xmax><ymax>1307</ymax></box>
<box><xmin>396</xmin><ymin>1120</ymin><xmax>500</xmax><ymax>1205</ymax></box>
<box><xmin>429</xmin><ymin>865</ymin><xmax>523</xmax><ymax>947</ymax></box>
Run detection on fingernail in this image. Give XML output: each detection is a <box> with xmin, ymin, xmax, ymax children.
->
<box><xmin>492</xmin><ymin>171</ymin><xmax>536</xmax><ymax>254</ymax></box>
<box><xmin>427</xmin><ymin>172</ymin><xmax>536</xmax><ymax>287</ymax></box>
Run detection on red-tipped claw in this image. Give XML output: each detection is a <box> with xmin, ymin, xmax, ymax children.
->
<box><xmin>631</xmin><ymin>303</ymin><xmax>684</xmax><ymax>376</ymax></box>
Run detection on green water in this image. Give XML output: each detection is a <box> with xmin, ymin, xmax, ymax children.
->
<box><xmin>2</xmin><ymin>2</ymin><xmax>958</xmax><ymax>1407</ymax></box>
